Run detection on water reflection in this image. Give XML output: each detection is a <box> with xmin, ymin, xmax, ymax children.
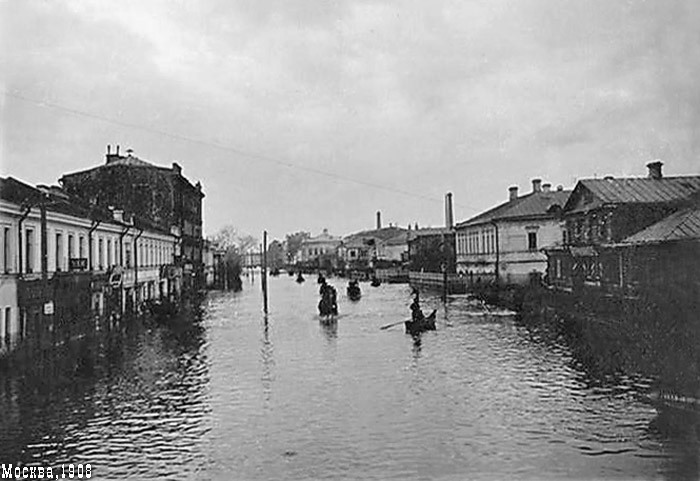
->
<box><xmin>261</xmin><ymin>315</ymin><xmax>274</xmax><ymax>408</ymax></box>
<box><xmin>1</xmin><ymin>280</ymin><xmax>698</xmax><ymax>480</ymax></box>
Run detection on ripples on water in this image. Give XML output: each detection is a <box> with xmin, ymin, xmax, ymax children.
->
<box><xmin>1</xmin><ymin>277</ymin><xmax>698</xmax><ymax>480</ymax></box>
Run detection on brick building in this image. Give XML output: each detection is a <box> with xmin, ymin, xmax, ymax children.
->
<box><xmin>59</xmin><ymin>147</ymin><xmax>204</xmax><ymax>289</ymax></box>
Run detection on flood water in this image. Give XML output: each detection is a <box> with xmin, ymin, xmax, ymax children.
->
<box><xmin>1</xmin><ymin>275</ymin><xmax>698</xmax><ymax>480</ymax></box>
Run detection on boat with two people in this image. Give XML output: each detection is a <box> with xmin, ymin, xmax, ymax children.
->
<box><xmin>347</xmin><ymin>279</ymin><xmax>362</xmax><ymax>301</ymax></box>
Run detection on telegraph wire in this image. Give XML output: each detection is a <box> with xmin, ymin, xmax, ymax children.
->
<box><xmin>4</xmin><ymin>90</ymin><xmax>474</xmax><ymax>210</ymax></box>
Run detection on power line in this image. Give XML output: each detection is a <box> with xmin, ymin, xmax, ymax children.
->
<box><xmin>5</xmin><ymin>90</ymin><xmax>473</xmax><ymax>209</ymax></box>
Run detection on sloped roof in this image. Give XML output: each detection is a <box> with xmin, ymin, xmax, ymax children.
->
<box><xmin>0</xmin><ymin>177</ymin><xmax>172</xmax><ymax>235</ymax></box>
<box><xmin>621</xmin><ymin>205</ymin><xmax>700</xmax><ymax>244</ymax></box>
<box><xmin>1</xmin><ymin>177</ymin><xmax>113</xmax><ymax>222</ymax></box>
<box><xmin>104</xmin><ymin>154</ymin><xmax>157</xmax><ymax>168</ymax></box>
<box><xmin>344</xmin><ymin>226</ymin><xmax>408</xmax><ymax>242</ymax></box>
<box><xmin>407</xmin><ymin>227</ymin><xmax>452</xmax><ymax>238</ymax></box>
<box><xmin>384</xmin><ymin>232</ymin><xmax>409</xmax><ymax>245</ymax></box>
<box><xmin>457</xmin><ymin>190</ymin><xmax>570</xmax><ymax>228</ymax></box>
<box><xmin>579</xmin><ymin>176</ymin><xmax>700</xmax><ymax>205</ymax></box>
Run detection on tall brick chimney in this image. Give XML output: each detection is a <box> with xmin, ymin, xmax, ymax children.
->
<box><xmin>376</xmin><ymin>211</ymin><xmax>381</xmax><ymax>230</ymax></box>
<box><xmin>509</xmin><ymin>186</ymin><xmax>518</xmax><ymax>201</ymax></box>
<box><xmin>647</xmin><ymin>161</ymin><xmax>663</xmax><ymax>179</ymax></box>
<box><xmin>444</xmin><ymin>192</ymin><xmax>454</xmax><ymax>229</ymax></box>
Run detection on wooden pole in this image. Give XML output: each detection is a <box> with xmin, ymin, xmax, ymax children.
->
<box><xmin>262</xmin><ymin>231</ymin><xmax>268</xmax><ymax>314</ymax></box>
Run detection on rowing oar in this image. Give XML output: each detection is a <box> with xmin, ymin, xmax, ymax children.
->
<box><xmin>379</xmin><ymin>320</ymin><xmax>409</xmax><ymax>330</ymax></box>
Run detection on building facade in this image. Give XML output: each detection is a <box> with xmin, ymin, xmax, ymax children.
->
<box><xmin>545</xmin><ymin>162</ymin><xmax>700</xmax><ymax>294</ymax></box>
<box><xmin>0</xmin><ymin>177</ymin><xmax>180</xmax><ymax>357</ymax></box>
<box><xmin>59</xmin><ymin>147</ymin><xmax>204</xmax><ymax>289</ymax></box>
<box><xmin>455</xmin><ymin>179</ymin><xmax>570</xmax><ymax>285</ymax></box>
<box><xmin>298</xmin><ymin>229</ymin><xmax>341</xmax><ymax>265</ymax></box>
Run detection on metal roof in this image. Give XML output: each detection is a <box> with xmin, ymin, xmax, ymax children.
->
<box><xmin>621</xmin><ymin>205</ymin><xmax>700</xmax><ymax>244</ymax></box>
<box><xmin>580</xmin><ymin>176</ymin><xmax>700</xmax><ymax>205</ymax></box>
<box><xmin>456</xmin><ymin>190</ymin><xmax>570</xmax><ymax>228</ymax></box>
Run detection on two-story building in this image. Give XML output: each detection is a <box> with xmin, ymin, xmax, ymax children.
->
<box><xmin>339</xmin><ymin>226</ymin><xmax>408</xmax><ymax>269</ymax></box>
<box><xmin>298</xmin><ymin>229</ymin><xmax>341</xmax><ymax>267</ymax></box>
<box><xmin>456</xmin><ymin>179</ymin><xmax>570</xmax><ymax>285</ymax></box>
<box><xmin>0</xmin><ymin>176</ymin><xmax>179</xmax><ymax>356</ymax></box>
<box><xmin>545</xmin><ymin>162</ymin><xmax>700</xmax><ymax>294</ymax></box>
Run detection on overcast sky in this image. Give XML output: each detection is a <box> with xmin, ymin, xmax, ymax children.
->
<box><xmin>2</xmin><ymin>0</ymin><xmax>699</xmax><ymax>241</ymax></box>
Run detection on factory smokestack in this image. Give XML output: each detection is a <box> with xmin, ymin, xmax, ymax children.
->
<box><xmin>376</xmin><ymin>211</ymin><xmax>382</xmax><ymax>230</ymax></box>
<box><xmin>445</xmin><ymin>192</ymin><xmax>454</xmax><ymax>229</ymax></box>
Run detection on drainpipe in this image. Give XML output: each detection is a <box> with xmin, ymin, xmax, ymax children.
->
<box><xmin>40</xmin><ymin>204</ymin><xmax>48</xmax><ymax>280</ymax></box>
<box><xmin>17</xmin><ymin>206</ymin><xmax>32</xmax><ymax>276</ymax></box>
<box><xmin>491</xmin><ymin>221</ymin><xmax>500</xmax><ymax>286</ymax></box>
<box><xmin>133</xmin><ymin>228</ymin><xmax>143</xmax><ymax>303</ymax></box>
<box><xmin>88</xmin><ymin>220</ymin><xmax>101</xmax><ymax>271</ymax></box>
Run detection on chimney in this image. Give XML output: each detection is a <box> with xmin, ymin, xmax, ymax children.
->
<box><xmin>557</xmin><ymin>185</ymin><xmax>563</xmax><ymax>191</ymax></box>
<box><xmin>444</xmin><ymin>192</ymin><xmax>454</xmax><ymax>229</ymax></box>
<box><xmin>172</xmin><ymin>162</ymin><xmax>182</xmax><ymax>175</ymax></box>
<box><xmin>647</xmin><ymin>161</ymin><xmax>663</xmax><ymax>180</ymax></box>
<box><xmin>113</xmin><ymin>209</ymin><xmax>124</xmax><ymax>223</ymax></box>
<box><xmin>376</xmin><ymin>211</ymin><xmax>382</xmax><ymax>230</ymax></box>
<box><xmin>509</xmin><ymin>186</ymin><xmax>518</xmax><ymax>201</ymax></box>
<box><xmin>542</xmin><ymin>183</ymin><xmax>551</xmax><ymax>192</ymax></box>
<box><xmin>532</xmin><ymin>178</ymin><xmax>542</xmax><ymax>193</ymax></box>
<box><xmin>106</xmin><ymin>144</ymin><xmax>122</xmax><ymax>164</ymax></box>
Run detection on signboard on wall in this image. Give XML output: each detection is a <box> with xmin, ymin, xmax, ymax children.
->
<box><xmin>69</xmin><ymin>258</ymin><xmax>88</xmax><ymax>271</ymax></box>
<box><xmin>43</xmin><ymin>301</ymin><xmax>54</xmax><ymax>315</ymax></box>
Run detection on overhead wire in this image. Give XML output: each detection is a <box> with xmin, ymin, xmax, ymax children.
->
<box><xmin>4</xmin><ymin>89</ymin><xmax>475</xmax><ymax>210</ymax></box>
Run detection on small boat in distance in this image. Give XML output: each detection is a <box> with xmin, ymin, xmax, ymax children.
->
<box><xmin>347</xmin><ymin>280</ymin><xmax>361</xmax><ymax>301</ymax></box>
<box><xmin>405</xmin><ymin>309</ymin><xmax>437</xmax><ymax>335</ymax></box>
<box><xmin>370</xmin><ymin>276</ymin><xmax>381</xmax><ymax>287</ymax></box>
<box><xmin>296</xmin><ymin>272</ymin><xmax>305</xmax><ymax>283</ymax></box>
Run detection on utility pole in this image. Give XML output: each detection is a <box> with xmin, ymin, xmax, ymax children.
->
<box><xmin>262</xmin><ymin>231</ymin><xmax>268</xmax><ymax>314</ymax></box>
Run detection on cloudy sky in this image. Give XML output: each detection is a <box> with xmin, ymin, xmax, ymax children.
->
<box><xmin>2</xmin><ymin>0</ymin><xmax>699</xmax><ymax>241</ymax></box>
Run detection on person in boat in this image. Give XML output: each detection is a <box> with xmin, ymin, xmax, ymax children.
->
<box><xmin>409</xmin><ymin>289</ymin><xmax>424</xmax><ymax>323</ymax></box>
<box><xmin>319</xmin><ymin>281</ymin><xmax>338</xmax><ymax>315</ymax></box>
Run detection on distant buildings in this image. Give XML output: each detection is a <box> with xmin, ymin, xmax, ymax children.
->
<box><xmin>298</xmin><ymin>229</ymin><xmax>342</xmax><ymax>269</ymax></box>
<box><xmin>339</xmin><ymin>224</ymin><xmax>408</xmax><ymax>269</ymax></box>
<box><xmin>455</xmin><ymin>179</ymin><xmax>570</xmax><ymax>285</ymax></box>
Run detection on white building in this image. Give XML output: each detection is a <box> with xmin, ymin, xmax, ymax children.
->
<box><xmin>0</xmin><ymin>177</ymin><xmax>180</xmax><ymax>355</ymax></box>
<box><xmin>455</xmin><ymin>179</ymin><xmax>570</xmax><ymax>285</ymax></box>
<box><xmin>298</xmin><ymin>229</ymin><xmax>341</xmax><ymax>263</ymax></box>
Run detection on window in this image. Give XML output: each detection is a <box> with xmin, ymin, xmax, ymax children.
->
<box><xmin>125</xmin><ymin>242</ymin><xmax>132</xmax><ymax>268</ymax></box>
<box><xmin>98</xmin><ymin>238</ymin><xmax>104</xmax><ymax>270</ymax></box>
<box><xmin>55</xmin><ymin>233</ymin><xmax>63</xmax><ymax>271</ymax></box>
<box><xmin>528</xmin><ymin>232</ymin><xmax>537</xmax><ymax>251</ymax></box>
<box><xmin>3</xmin><ymin>226</ymin><xmax>10</xmax><ymax>273</ymax></box>
<box><xmin>107</xmin><ymin>239</ymin><xmax>112</xmax><ymax>267</ymax></box>
<box><xmin>79</xmin><ymin>236</ymin><xmax>85</xmax><ymax>258</ymax></box>
<box><xmin>3</xmin><ymin>307</ymin><xmax>10</xmax><ymax>341</ymax></box>
<box><xmin>68</xmin><ymin>234</ymin><xmax>74</xmax><ymax>260</ymax></box>
<box><xmin>25</xmin><ymin>229</ymin><xmax>34</xmax><ymax>273</ymax></box>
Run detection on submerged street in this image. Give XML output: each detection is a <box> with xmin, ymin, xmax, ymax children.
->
<box><xmin>1</xmin><ymin>276</ymin><xmax>698</xmax><ymax>480</ymax></box>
